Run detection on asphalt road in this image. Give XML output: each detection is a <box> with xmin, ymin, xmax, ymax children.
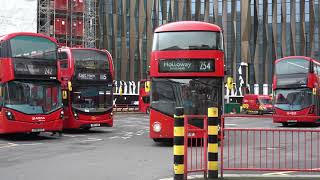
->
<box><xmin>0</xmin><ymin>113</ymin><xmax>319</xmax><ymax>180</ymax></box>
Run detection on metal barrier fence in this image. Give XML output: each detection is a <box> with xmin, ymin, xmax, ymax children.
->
<box><xmin>113</xmin><ymin>104</ymin><xmax>139</xmax><ymax>112</ymax></box>
<box><xmin>220</xmin><ymin>115</ymin><xmax>320</xmax><ymax>178</ymax></box>
<box><xmin>184</xmin><ymin>115</ymin><xmax>208</xmax><ymax>179</ymax></box>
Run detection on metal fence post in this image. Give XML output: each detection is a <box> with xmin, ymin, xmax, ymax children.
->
<box><xmin>208</xmin><ymin>107</ymin><xmax>219</xmax><ymax>179</ymax></box>
<box><xmin>174</xmin><ymin>107</ymin><xmax>185</xmax><ymax>180</ymax></box>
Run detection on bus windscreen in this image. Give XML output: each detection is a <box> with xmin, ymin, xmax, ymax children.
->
<box><xmin>152</xmin><ymin>31</ymin><xmax>223</xmax><ymax>51</ymax></box>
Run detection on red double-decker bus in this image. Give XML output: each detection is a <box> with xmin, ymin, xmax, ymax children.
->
<box><xmin>273</xmin><ymin>56</ymin><xmax>320</xmax><ymax>126</ymax></box>
<box><xmin>0</xmin><ymin>32</ymin><xmax>63</xmax><ymax>134</ymax></box>
<box><xmin>139</xmin><ymin>79</ymin><xmax>150</xmax><ymax>114</ymax></box>
<box><xmin>58</xmin><ymin>48</ymin><xmax>114</xmax><ymax>130</ymax></box>
<box><xmin>149</xmin><ymin>21</ymin><xmax>225</xmax><ymax>142</ymax></box>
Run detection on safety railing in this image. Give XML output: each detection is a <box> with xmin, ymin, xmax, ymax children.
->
<box><xmin>173</xmin><ymin>107</ymin><xmax>219</xmax><ymax>180</ymax></box>
<box><xmin>184</xmin><ymin>115</ymin><xmax>208</xmax><ymax>179</ymax></box>
<box><xmin>220</xmin><ymin>115</ymin><xmax>320</xmax><ymax>178</ymax></box>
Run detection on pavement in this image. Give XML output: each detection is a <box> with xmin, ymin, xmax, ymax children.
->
<box><xmin>160</xmin><ymin>174</ymin><xmax>320</xmax><ymax>180</ymax></box>
<box><xmin>0</xmin><ymin>113</ymin><xmax>319</xmax><ymax>180</ymax></box>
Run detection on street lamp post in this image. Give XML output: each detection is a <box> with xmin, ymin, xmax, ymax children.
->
<box><xmin>305</xmin><ymin>32</ymin><xmax>309</xmax><ymax>56</ymax></box>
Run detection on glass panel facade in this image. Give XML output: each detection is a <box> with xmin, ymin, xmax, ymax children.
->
<box><xmin>101</xmin><ymin>0</ymin><xmax>320</xmax><ymax>92</ymax></box>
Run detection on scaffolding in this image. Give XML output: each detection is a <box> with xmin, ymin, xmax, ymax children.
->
<box><xmin>37</xmin><ymin>0</ymin><xmax>98</xmax><ymax>48</ymax></box>
<box><xmin>38</xmin><ymin>0</ymin><xmax>52</xmax><ymax>36</ymax></box>
<box><xmin>84</xmin><ymin>0</ymin><xmax>97</xmax><ymax>48</ymax></box>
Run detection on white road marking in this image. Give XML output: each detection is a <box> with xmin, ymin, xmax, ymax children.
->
<box><xmin>263</xmin><ymin>167</ymin><xmax>320</xmax><ymax>176</ymax></box>
<box><xmin>0</xmin><ymin>143</ymin><xmax>18</xmax><ymax>149</ymax></box>
<box><xmin>63</xmin><ymin>134</ymin><xmax>86</xmax><ymax>138</ymax></box>
<box><xmin>225</xmin><ymin>123</ymin><xmax>238</xmax><ymax>127</ymax></box>
<box><xmin>81</xmin><ymin>138</ymin><xmax>102</xmax><ymax>142</ymax></box>
<box><xmin>159</xmin><ymin>174</ymin><xmax>320</xmax><ymax>180</ymax></box>
<box><xmin>121</xmin><ymin>137</ymin><xmax>131</xmax><ymax>139</ymax></box>
<box><xmin>108</xmin><ymin>136</ymin><xmax>120</xmax><ymax>139</ymax></box>
<box><xmin>18</xmin><ymin>143</ymin><xmax>43</xmax><ymax>146</ymax></box>
<box><xmin>136</xmin><ymin>130</ymin><xmax>144</xmax><ymax>135</ymax></box>
<box><xmin>119</xmin><ymin>124</ymin><xmax>138</xmax><ymax>127</ymax></box>
<box><xmin>263</xmin><ymin>171</ymin><xmax>294</xmax><ymax>176</ymax></box>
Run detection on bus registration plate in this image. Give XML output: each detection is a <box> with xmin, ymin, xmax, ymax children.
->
<box><xmin>287</xmin><ymin>120</ymin><xmax>297</xmax><ymax>123</ymax></box>
<box><xmin>91</xmin><ymin>124</ymin><xmax>100</xmax><ymax>127</ymax></box>
<box><xmin>32</xmin><ymin>128</ymin><xmax>45</xmax><ymax>132</ymax></box>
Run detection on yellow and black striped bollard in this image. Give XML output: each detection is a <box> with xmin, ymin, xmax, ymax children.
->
<box><xmin>208</xmin><ymin>107</ymin><xmax>219</xmax><ymax>179</ymax></box>
<box><xmin>174</xmin><ymin>107</ymin><xmax>185</xmax><ymax>180</ymax></box>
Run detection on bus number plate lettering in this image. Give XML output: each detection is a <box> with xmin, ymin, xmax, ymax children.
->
<box><xmin>91</xmin><ymin>124</ymin><xmax>100</xmax><ymax>127</ymax></box>
<box><xmin>287</xmin><ymin>120</ymin><xmax>297</xmax><ymax>123</ymax></box>
<box><xmin>32</xmin><ymin>128</ymin><xmax>45</xmax><ymax>132</ymax></box>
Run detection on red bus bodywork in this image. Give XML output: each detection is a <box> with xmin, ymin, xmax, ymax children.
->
<box><xmin>58</xmin><ymin>48</ymin><xmax>114</xmax><ymax>129</ymax></box>
<box><xmin>139</xmin><ymin>79</ymin><xmax>150</xmax><ymax>114</ymax></box>
<box><xmin>0</xmin><ymin>32</ymin><xmax>63</xmax><ymax>134</ymax></box>
<box><xmin>149</xmin><ymin>21</ymin><xmax>224</xmax><ymax>141</ymax></box>
<box><xmin>273</xmin><ymin>56</ymin><xmax>320</xmax><ymax>125</ymax></box>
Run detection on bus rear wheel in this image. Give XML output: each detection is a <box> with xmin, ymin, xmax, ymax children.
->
<box><xmin>282</xmin><ymin>122</ymin><xmax>289</xmax><ymax>127</ymax></box>
<box><xmin>153</xmin><ymin>138</ymin><xmax>173</xmax><ymax>144</ymax></box>
<box><xmin>146</xmin><ymin>107</ymin><xmax>150</xmax><ymax>114</ymax></box>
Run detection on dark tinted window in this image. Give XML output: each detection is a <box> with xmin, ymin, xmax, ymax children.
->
<box><xmin>58</xmin><ymin>52</ymin><xmax>69</xmax><ymax>69</ymax></box>
<box><xmin>152</xmin><ymin>31</ymin><xmax>223</xmax><ymax>51</ymax></box>
<box><xmin>58</xmin><ymin>51</ymin><xmax>68</xmax><ymax>60</ymax></box>
<box><xmin>151</xmin><ymin>78</ymin><xmax>221</xmax><ymax>116</ymax></box>
<box><xmin>275</xmin><ymin>58</ymin><xmax>310</xmax><ymax>75</ymax></box>
<box><xmin>4</xmin><ymin>81</ymin><xmax>62</xmax><ymax>114</ymax></box>
<box><xmin>0</xmin><ymin>41</ymin><xmax>10</xmax><ymax>58</ymax></box>
<box><xmin>259</xmin><ymin>98</ymin><xmax>272</xmax><ymax>104</ymax></box>
<box><xmin>274</xmin><ymin>88</ymin><xmax>313</xmax><ymax>111</ymax></box>
<box><xmin>71</xmin><ymin>85</ymin><xmax>113</xmax><ymax>113</ymax></box>
<box><xmin>10</xmin><ymin>36</ymin><xmax>57</xmax><ymax>60</ymax></box>
<box><xmin>72</xmin><ymin>49</ymin><xmax>109</xmax><ymax>71</ymax></box>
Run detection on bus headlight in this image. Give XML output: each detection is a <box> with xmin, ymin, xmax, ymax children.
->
<box><xmin>73</xmin><ymin>112</ymin><xmax>79</xmax><ymax>120</ymax></box>
<box><xmin>6</xmin><ymin>111</ymin><xmax>14</xmax><ymax>120</ymax></box>
<box><xmin>60</xmin><ymin>111</ymin><xmax>64</xmax><ymax>119</ymax></box>
<box><xmin>153</xmin><ymin>122</ymin><xmax>161</xmax><ymax>132</ymax></box>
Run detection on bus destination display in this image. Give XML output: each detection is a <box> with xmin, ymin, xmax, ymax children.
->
<box><xmin>14</xmin><ymin>59</ymin><xmax>57</xmax><ymax>79</ymax></box>
<box><xmin>76</xmin><ymin>72</ymin><xmax>108</xmax><ymax>81</ymax></box>
<box><xmin>159</xmin><ymin>58</ymin><xmax>214</xmax><ymax>73</ymax></box>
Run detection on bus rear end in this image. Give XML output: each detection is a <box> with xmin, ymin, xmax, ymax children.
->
<box><xmin>149</xmin><ymin>21</ymin><xmax>225</xmax><ymax>141</ymax></box>
<box><xmin>0</xmin><ymin>32</ymin><xmax>63</xmax><ymax>134</ymax></box>
<box><xmin>273</xmin><ymin>56</ymin><xmax>320</xmax><ymax>126</ymax></box>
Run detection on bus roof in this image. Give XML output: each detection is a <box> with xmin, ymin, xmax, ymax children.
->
<box><xmin>61</xmin><ymin>47</ymin><xmax>104</xmax><ymax>51</ymax></box>
<box><xmin>59</xmin><ymin>47</ymin><xmax>112</xmax><ymax>57</ymax></box>
<box><xmin>0</xmin><ymin>32</ymin><xmax>57</xmax><ymax>43</ymax></box>
<box><xmin>275</xmin><ymin>56</ymin><xmax>320</xmax><ymax>65</ymax></box>
<box><xmin>155</xmin><ymin>21</ymin><xmax>222</xmax><ymax>33</ymax></box>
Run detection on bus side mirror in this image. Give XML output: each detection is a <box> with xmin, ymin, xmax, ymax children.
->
<box><xmin>68</xmin><ymin>81</ymin><xmax>72</xmax><ymax>91</ymax></box>
<box><xmin>62</xmin><ymin>90</ymin><xmax>68</xmax><ymax>100</ymax></box>
<box><xmin>145</xmin><ymin>81</ymin><xmax>150</xmax><ymax>93</ymax></box>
